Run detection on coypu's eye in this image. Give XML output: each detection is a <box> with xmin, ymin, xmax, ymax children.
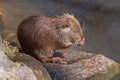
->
<box><xmin>61</xmin><ymin>24</ymin><xmax>69</xmax><ymax>29</ymax></box>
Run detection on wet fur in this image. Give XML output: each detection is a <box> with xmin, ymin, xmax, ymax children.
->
<box><xmin>17</xmin><ymin>13</ymin><xmax>84</xmax><ymax>60</ymax></box>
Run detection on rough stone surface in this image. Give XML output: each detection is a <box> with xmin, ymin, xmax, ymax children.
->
<box><xmin>0</xmin><ymin>38</ymin><xmax>120</xmax><ymax>80</ymax></box>
<box><xmin>0</xmin><ymin>39</ymin><xmax>51</xmax><ymax>80</ymax></box>
<box><xmin>43</xmin><ymin>49</ymin><xmax>120</xmax><ymax>80</ymax></box>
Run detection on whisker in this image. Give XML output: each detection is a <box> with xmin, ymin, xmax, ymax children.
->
<box><xmin>82</xmin><ymin>21</ymin><xmax>88</xmax><ymax>32</ymax></box>
<box><xmin>82</xmin><ymin>21</ymin><xmax>85</xmax><ymax>30</ymax></box>
<box><xmin>84</xmin><ymin>24</ymin><xmax>88</xmax><ymax>31</ymax></box>
<box><xmin>82</xmin><ymin>21</ymin><xmax>86</xmax><ymax>30</ymax></box>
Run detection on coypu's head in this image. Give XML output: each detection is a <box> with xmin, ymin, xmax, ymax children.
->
<box><xmin>54</xmin><ymin>13</ymin><xmax>85</xmax><ymax>48</ymax></box>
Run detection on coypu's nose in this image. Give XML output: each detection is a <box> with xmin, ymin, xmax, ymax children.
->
<box><xmin>79</xmin><ymin>38</ymin><xmax>85</xmax><ymax>46</ymax></box>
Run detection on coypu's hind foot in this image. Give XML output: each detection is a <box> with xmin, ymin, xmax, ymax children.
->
<box><xmin>41</xmin><ymin>57</ymin><xmax>67</xmax><ymax>64</ymax></box>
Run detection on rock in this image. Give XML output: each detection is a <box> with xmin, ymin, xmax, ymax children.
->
<box><xmin>0</xmin><ymin>39</ymin><xmax>51</xmax><ymax>80</ymax></box>
<box><xmin>0</xmin><ymin>38</ymin><xmax>120</xmax><ymax>80</ymax></box>
<box><xmin>43</xmin><ymin>49</ymin><xmax>120</xmax><ymax>80</ymax></box>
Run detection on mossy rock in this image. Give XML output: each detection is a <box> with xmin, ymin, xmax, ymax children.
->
<box><xmin>0</xmin><ymin>39</ymin><xmax>51</xmax><ymax>80</ymax></box>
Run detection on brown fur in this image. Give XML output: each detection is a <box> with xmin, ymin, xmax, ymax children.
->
<box><xmin>17</xmin><ymin>13</ymin><xmax>85</xmax><ymax>62</ymax></box>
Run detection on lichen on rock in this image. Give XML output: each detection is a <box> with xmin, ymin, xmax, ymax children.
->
<box><xmin>0</xmin><ymin>38</ymin><xmax>51</xmax><ymax>80</ymax></box>
<box><xmin>0</xmin><ymin>38</ymin><xmax>120</xmax><ymax>80</ymax></box>
<box><xmin>43</xmin><ymin>49</ymin><xmax>120</xmax><ymax>80</ymax></box>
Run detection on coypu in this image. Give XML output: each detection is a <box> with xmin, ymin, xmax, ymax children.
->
<box><xmin>17</xmin><ymin>13</ymin><xmax>85</xmax><ymax>64</ymax></box>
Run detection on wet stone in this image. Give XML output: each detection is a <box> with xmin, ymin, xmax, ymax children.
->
<box><xmin>0</xmin><ymin>39</ymin><xmax>51</xmax><ymax>80</ymax></box>
<box><xmin>43</xmin><ymin>49</ymin><xmax>120</xmax><ymax>80</ymax></box>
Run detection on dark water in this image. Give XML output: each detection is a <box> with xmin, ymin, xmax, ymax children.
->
<box><xmin>0</xmin><ymin>0</ymin><xmax>120</xmax><ymax>79</ymax></box>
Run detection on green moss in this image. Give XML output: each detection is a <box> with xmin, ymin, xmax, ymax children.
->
<box><xmin>1</xmin><ymin>75</ymin><xmax>15</xmax><ymax>80</ymax></box>
<box><xmin>0</xmin><ymin>39</ymin><xmax>19</xmax><ymax>59</ymax></box>
<box><xmin>10</xmin><ymin>62</ymin><xmax>22</xmax><ymax>68</ymax></box>
<box><xmin>86</xmin><ymin>64</ymin><xmax>120</xmax><ymax>80</ymax></box>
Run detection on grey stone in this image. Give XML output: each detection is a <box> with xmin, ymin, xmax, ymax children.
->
<box><xmin>0</xmin><ymin>39</ymin><xmax>51</xmax><ymax>80</ymax></box>
<box><xmin>43</xmin><ymin>49</ymin><xmax>120</xmax><ymax>80</ymax></box>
